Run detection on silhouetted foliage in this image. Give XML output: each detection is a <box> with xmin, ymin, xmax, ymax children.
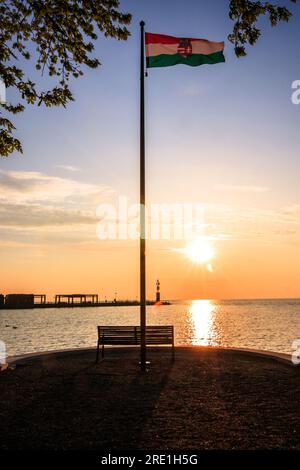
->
<box><xmin>229</xmin><ymin>0</ymin><xmax>297</xmax><ymax>57</ymax></box>
<box><xmin>0</xmin><ymin>0</ymin><xmax>131</xmax><ymax>156</ymax></box>
<box><xmin>0</xmin><ymin>0</ymin><xmax>297</xmax><ymax>156</ymax></box>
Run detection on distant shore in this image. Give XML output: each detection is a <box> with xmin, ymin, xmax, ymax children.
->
<box><xmin>0</xmin><ymin>346</ymin><xmax>299</xmax><ymax>450</ymax></box>
<box><xmin>0</xmin><ymin>300</ymin><xmax>171</xmax><ymax>310</ymax></box>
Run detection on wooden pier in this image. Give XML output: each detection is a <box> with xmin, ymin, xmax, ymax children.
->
<box><xmin>0</xmin><ymin>299</ymin><xmax>170</xmax><ymax>310</ymax></box>
<box><xmin>0</xmin><ymin>291</ymin><xmax>170</xmax><ymax>310</ymax></box>
<box><xmin>55</xmin><ymin>294</ymin><xmax>99</xmax><ymax>305</ymax></box>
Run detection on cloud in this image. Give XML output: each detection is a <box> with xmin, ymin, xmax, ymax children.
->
<box><xmin>0</xmin><ymin>170</ymin><xmax>113</xmax><ymax>205</ymax></box>
<box><xmin>191</xmin><ymin>202</ymin><xmax>300</xmax><ymax>244</ymax></box>
<box><xmin>213</xmin><ymin>184</ymin><xmax>270</xmax><ymax>193</ymax></box>
<box><xmin>56</xmin><ymin>165</ymin><xmax>81</xmax><ymax>172</ymax></box>
<box><xmin>279</xmin><ymin>205</ymin><xmax>300</xmax><ymax>217</ymax></box>
<box><xmin>0</xmin><ymin>170</ymin><xmax>299</xmax><ymax>251</ymax></box>
<box><xmin>179</xmin><ymin>80</ymin><xmax>210</xmax><ymax>98</ymax></box>
<box><xmin>0</xmin><ymin>170</ymin><xmax>114</xmax><ymax>235</ymax></box>
<box><xmin>182</xmin><ymin>85</ymin><xmax>202</xmax><ymax>97</ymax></box>
<box><xmin>0</xmin><ymin>201</ymin><xmax>96</xmax><ymax>228</ymax></box>
<box><xmin>0</xmin><ymin>240</ymin><xmax>28</xmax><ymax>249</ymax></box>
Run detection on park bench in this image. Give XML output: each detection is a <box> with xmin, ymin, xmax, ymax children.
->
<box><xmin>96</xmin><ymin>325</ymin><xmax>175</xmax><ymax>363</ymax></box>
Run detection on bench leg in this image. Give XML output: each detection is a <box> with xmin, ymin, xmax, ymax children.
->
<box><xmin>102</xmin><ymin>344</ymin><xmax>105</xmax><ymax>358</ymax></box>
<box><xmin>96</xmin><ymin>342</ymin><xmax>100</xmax><ymax>364</ymax></box>
<box><xmin>171</xmin><ymin>327</ymin><xmax>175</xmax><ymax>362</ymax></box>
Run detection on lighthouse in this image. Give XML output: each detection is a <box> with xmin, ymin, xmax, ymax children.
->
<box><xmin>156</xmin><ymin>279</ymin><xmax>161</xmax><ymax>303</ymax></box>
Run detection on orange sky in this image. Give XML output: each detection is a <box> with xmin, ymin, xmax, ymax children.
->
<box><xmin>1</xmin><ymin>184</ymin><xmax>300</xmax><ymax>301</ymax></box>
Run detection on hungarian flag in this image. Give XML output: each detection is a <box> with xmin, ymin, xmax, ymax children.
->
<box><xmin>145</xmin><ymin>33</ymin><xmax>225</xmax><ymax>68</ymax></box>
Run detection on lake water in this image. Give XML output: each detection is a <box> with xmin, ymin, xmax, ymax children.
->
<box><xmin>1</xmin><ymin>299</ymin><xmax>299</xmax><ymax>357</ymax></box>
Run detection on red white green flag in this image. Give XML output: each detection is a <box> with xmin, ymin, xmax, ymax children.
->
<box><xmin>145</xmin><ymin>33</ymin><xmax>225</xmax><ymax>68</ymax></box>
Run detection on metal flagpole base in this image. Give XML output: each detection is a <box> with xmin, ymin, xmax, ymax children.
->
<box><xmin>139</xmin><ymin>360</ymin><xmax>151</xmax><ymax>372</ymax></box>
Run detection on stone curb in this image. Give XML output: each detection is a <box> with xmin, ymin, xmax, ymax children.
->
<box><xmin>2</xmin><ymin>345</ymin><xmax>298</xmax><ymax>370</ymax></box>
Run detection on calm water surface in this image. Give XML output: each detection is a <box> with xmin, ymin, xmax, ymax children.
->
<box><xmin>1</xmin><ymin>299</ymin><xmax>299</xmax><ymax>357</ymax></box>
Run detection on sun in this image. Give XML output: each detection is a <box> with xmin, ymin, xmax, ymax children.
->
<box><xmin>184</xmin><ymin>239</ymin><xmax>214</xmax><ymax>264</ymax></box>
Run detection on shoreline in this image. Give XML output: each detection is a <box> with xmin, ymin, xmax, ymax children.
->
<box><xmin>1</xmin><ymin>297</ymin><xmax>300</xmax><ymax>311</ymax></box>
<box><xmin>5</xmin><ymin>345</ymin><xmax>297</xmax><ymax>369</ymax></box>
<box><xmin>0</xmin><ymin>300</ymin><xmax>171</xmax><ymax>310</ymax></box>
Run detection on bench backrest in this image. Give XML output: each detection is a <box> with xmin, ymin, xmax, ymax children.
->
<box><xmin>97</xmin><ymin>325</ymin><xmax>174</xmax><ymax>345</ymax></box>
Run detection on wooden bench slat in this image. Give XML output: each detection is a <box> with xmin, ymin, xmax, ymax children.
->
<box><xmin>96</xmin><ymin>325</ymin><xmax>175</xmax><ymax>363</ymax></box>
<box><xmin>99</xmin><ymin>326</ymin><xmax>173</xmax><ymax>330</ymax></box>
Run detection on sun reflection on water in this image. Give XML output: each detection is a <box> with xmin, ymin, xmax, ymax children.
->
<box><xmin>189</xmin><ymin>299</ymin><xmax>217</xmax><ymax>346</ymax></box>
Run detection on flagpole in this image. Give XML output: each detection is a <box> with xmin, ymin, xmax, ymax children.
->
<box><xmin>140</xmin><ymin>20</ymin><xmax>146</xmax><ymax>372</ymax></box>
